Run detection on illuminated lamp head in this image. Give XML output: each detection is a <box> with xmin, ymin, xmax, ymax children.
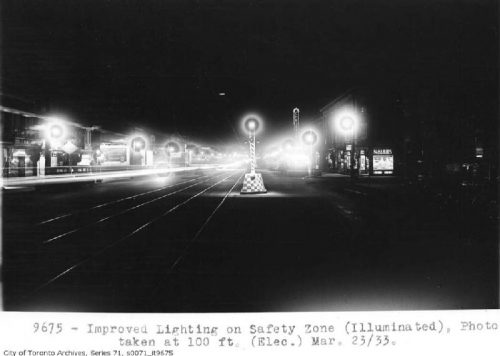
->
<box><xmin>49</xmin><ymin>124</ymin><xmax>63</xmax><ymax>139</ymax></box>
<box><xmin>301</xmin><ymin>130</ymin><xmax>318</xmax><ymax>146</ymax></box>
<box><xmin>245</xmin><ymin>117</ymin><xmax>259</xmax><ymax>132</ymax></box>
<box><xmin>334</xmin><ymin>108</ymin><xmax>360</xmax><ymax>136</ymax></box>
<box><xmin>340</xmin><ymin>116</ymin><xmax>355</xmax><ymax>131</ymax></box>
<box><xmin>241</xmin><ymin>113</ymin><xmax>263</xmax><ymax>134</ymax></box>
<box><xmin>165</xmin><ymin>141</ymin><xmax>180</xmax><ymax>154</ymax></box>
<box><xmin>131</xmin><ymin>137</ymin><xmax>146</xmax><ymax>152</ymax></box>
<box><xmin>282</xmin><ymin>139</ymin><xmax>294</xmax><ymax>151</ymax></box>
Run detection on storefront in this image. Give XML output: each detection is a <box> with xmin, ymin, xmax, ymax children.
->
<box><xmin>2</xmin><ymin>146</ymin><xmax>38</xmax><ymax>177</ymax></box>
<box><xmin>97</xmin><ymin>142</ymin><xmax>128</xmax><ymax>166</ymax></box>
<box><xmin>371</xmin><ymin>148</ymin><xmax>394</xmax><ymax>175</ymax></box>
<box><xmin>326</xmin><ymin>146</ymin><xmax>393</xmax><ymax>176</ymax></box>
<box><xmin>359</xmin><ymin>148</ymin><xmax>370</xmax><ymax>175</ymax></box>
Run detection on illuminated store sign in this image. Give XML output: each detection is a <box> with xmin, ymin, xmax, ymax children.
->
<box><xmin>373</xmin><ymin>148</ymin><xmax>392</xmax><ymax>155</ymax></box>
<box><xmin>372</xmin><ymin>148</ymin><xmax>393</xmax><ymax>175</ymax></box>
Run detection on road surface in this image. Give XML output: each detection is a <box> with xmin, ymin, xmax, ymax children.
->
<box><xmin>3</xmin><ymin>168</ymin><xmax>498</xmax><ymax>311</ymax></box>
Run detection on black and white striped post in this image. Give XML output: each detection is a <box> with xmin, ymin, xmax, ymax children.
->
<box><xmin>241</xmin><ymin>115</ymin><xmax>267</xmax><ymax>194</ymax></box>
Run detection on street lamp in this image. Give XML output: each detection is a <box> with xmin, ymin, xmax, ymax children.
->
<box><xmin>165</xmin><ymin>141</ymin><xmax>180</xmax><ymax>167</ymax></box>
<box><xmin>340</xmin><ymin>116</ymin><xmax>355</xmax><ymax>132</ymax></box>
<box><xmin>45</xmin><ymin>122</ymin><xmax>66</xmax><ymax>148</ymax></box>
<box><xmin>241</xmin><ymin>114</ymin><xmax>267</xmax><ymax>194</ymax></box>
<box><xmin>334</xmin><ymin>109</ymin><xmax>360</xmax><ymax>178</ymax></box>
<box><xmin>49</xmin><ymin>125</ymin><xmax>63</xmax><ymax>140</ymax></box>
<box><xmin>130</xmin><ymin>136</ymin><xmax>148</xmax><ymax>166</ymax></box>
<box><xmin>282</xmin><ymin>139</ymin><xmax>294</xmax><ymax>151</ymax></box>
<box><xmin>132</xmin><ymin>137</ymin><xmax>145</xmax><ymax>152</ymax></box>
<box><xmin>40</xmin><ymin>119</ymin><xmax>68</xmax><ymax>176</ymax></box>
<box><xmin>244</xmin><ymin>116</ymin><xmax>259</xmax><ymax>135</ymax></box>
<box><xmin>243</xmin><ymin>116</ymin><xmax>259</xmax><ymax>174</ymax></box>
<box><xmin>301</xmin><ymin>129</ymin><xmax>318</xmax><ymax>176</ymax></box>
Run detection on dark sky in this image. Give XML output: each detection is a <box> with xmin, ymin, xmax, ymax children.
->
<box><xmin>1</xmin><ymin>0</ymin><xmax>498</xmax><ymax>144</ymax></box>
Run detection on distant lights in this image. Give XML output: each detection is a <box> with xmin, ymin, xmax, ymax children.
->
<box><xmin>49</xmin><ymin>124</ymin><xmax>63</xmax><ymax>139</ymax></box>
<box><xmin>282</xmin><ymin>139</ymin><xmax>295</xmax><ymax>151</ymax></box>
<box><xmin>244</xmin><ymin>117</ymin><xmax>259</xmax><ymax>132</ymax></box>
<box><xmin>340</xmin><ymin>116</ymin><xmax>355</xmax><ymax>131</ymax></box>
<box><xmin>44</xmin><ymin>119</ymin><xmax>67</xmax><ymax>147</ymax></box>
<box><xmin>241</xmin><ymin>113</ymin><xmax>263</xmax><ymax>134</ymax></box>
<box><xmin>165</xmin><ymin>141</ymin><xmax>181</xmax><ymax>154</ymax></box>
<box><xmin>301</xmin><ymin>129</ymin><xmax>318</xmax><ymax>146</ymax></box>
<box><xmin>334</xmin><ymin>108</ymin><xmax>360</xmax><ymax>136</ymax></box>
<box><xmin>131</xmin><ymin>137</ymin><xmax>146</xmax><ymax>152</ymax></box>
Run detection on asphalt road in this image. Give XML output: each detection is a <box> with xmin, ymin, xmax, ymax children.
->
<box><xmin>2</xmin><ymin>168</ymin><xmax>498</xmax><ymax>311</ymax></box>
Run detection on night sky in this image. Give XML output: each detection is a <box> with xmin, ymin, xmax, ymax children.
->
<box><xmin>2</xmin><ymin>0</ymin><xmax>498</xmax><ymax>144</ymax></box>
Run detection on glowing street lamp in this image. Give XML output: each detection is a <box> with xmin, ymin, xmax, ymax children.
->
<box><xmin>334</xmin><ymin>109</ymin><xmax>360</xmax><ymax>178</ymax></box>
<box><xmin>165</xmin><ymin>141</ymin><xmax>180</xmax><ymax>167</ymax></box>
<box><xmin>302</xmin><ymin>130</ymin><xmax>317</xmax><ymax>146</ymax></box>
<box><xmin>282</xmin><ymin>139</ymin><xmax>294</xmax><ymax>151</ymax></box>
<box><xmin>242</xmin><ymin>115</ymin><xmax>262</xmax><ymax>175</ymax></box>
<box><xmin>301</xmin><ymin>129</ymin><xmax>318</xmax><ymax>176</ymax></box>
<box><xmin>45</xmin><ymin>122</ymin><xmax>66</xmax><ymax>148</ymax></box>
<box><xmin>131</xmin><ymin>137</ymin><xmax>146</xmax><ymax>152</ymax></box>
<box><xmin>165</xmin><ymin>141</ymin><xmax>180</xmax><ymax>154</ymax></box>
<box><xmin>244</xmin><ymin>116</ymin><xmax>259</xmax><ymax>135</ymax></box>
<box><xmin>49</xmin><ymin>124</ymin><xmax>63</xmax><ymax>140</ymax></box>
<box><xmin>340</xmin><ymin>116</ymin><xmax>354</xmax><ymax>132</ymax></box>
<box><xmin>129</xmin><ymin>136</ymin><xmax>148</xmax><ymax>166</ymax></box>
<box><xmin>39</xmin><ymin>118</ymin><xmax>68</xmax><ymax>176</ymax></box>
<box><xmin>241</xmin><ymin>114</ymin><xmax>266</xmax><ymax>194</ymax></box>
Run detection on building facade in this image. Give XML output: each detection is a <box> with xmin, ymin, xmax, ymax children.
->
<box><xmin>319</xmin><ymin>88</ymin><xmax>396</xmax><ymax>176</ymax></box>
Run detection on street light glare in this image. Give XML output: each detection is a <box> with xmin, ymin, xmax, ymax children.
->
<box><xmin>282</xmin><ymin>139</ymin><xmax>294</xmax><ymax>151</ymax></box>
<box><xmin>131</xmin><ymin>137</ymin><xmax>146</xmax><ymax>152</ymax></box>
<box><xmin>165</xmin><ymin>141</ymin><xmax>180</xmax><ymax>154</ymax></box>
<box><xmin>334</xmin><ymin>108</ymin><xmax>360</xmax><ymax>136</ymax></box>
<box><xmin>340</xmin><ymin>116</ymin><xmax>354</xmax><ymax>131</ymax></box>
<box><xmin>241</xmin><ymin>113</ymin><xmax>263</xmax><ymax>134</ymax></box>
<box><xmin>50</xmin><ymin>124</ymin><xmax>63</xmax><ymax>139</ymax></box>
<box><xmin>44</xmin><ymin>121</ymin><xmax>66</xmax><ymax>144</ymax></box>
<box><xmin>301</xmin><ymin>129</ymin><xmax>318</xmax><ymax>146</ymax></box>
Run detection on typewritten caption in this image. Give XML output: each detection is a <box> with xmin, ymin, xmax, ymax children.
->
<box><xmin>1</xmin><ymin>311</ymin><xmax>499</xmax><ymax>355</ymax></box>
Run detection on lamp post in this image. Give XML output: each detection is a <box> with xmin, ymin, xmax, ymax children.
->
<box><xmin>245</xmin><ymin>118</ymin><xmax>258</xmax><ymax>174</ymax></box>
<box><xmin>335</xmin><ymin>110</ymin><xmax>360</xmax><ymax>179</ymax></box>
<box><xmin>130</xmin><ymin>136</ymin><xmax>147</xmax><ymax>166</ymax></box>
<box><xmin>341</xmin><ymin>116</ymin><xmax>356</xmax><ymax>178</ymax></box>
<box><xmin>165</xmin><ymin>141</ymin><xmax>180</xmax><ymax>167</ymax></box>
<box><xmin>241</xmin><ymin>114</ymin><xmax>267</xmax><ymax>194</ymax></box>
<box><xmin>302</xmin><ymin>129</ymin><xmax>318</xmax><ymax>177</ymax></box>
<box><xmin>40</xmin><ymin>121</ymin><xmax>66</xmax><ymax>175</ymax></box>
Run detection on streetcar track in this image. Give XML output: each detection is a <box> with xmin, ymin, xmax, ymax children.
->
<box><xmin>31</xmin><ymin>171</ymin><xmax>241</xmax><ymax>294</ymax></box>
<box><xmin>143</xmin><ymin>171</ymin><xmax>243</xmax><ymax>308</ymax></box>
<box><xmin>42</xmin><ymin>172</ymin><xmax>227</xmax><ymax>244</ymax></box>
<box><xmin>168</xmin><ymin>172</ymin><xmax>244</xmax><ymax>272</ymax></box>
<box><xmin>38</xmin><ymin>172</ymin><xmax>209</xmax><ymax>225</ymax></box>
